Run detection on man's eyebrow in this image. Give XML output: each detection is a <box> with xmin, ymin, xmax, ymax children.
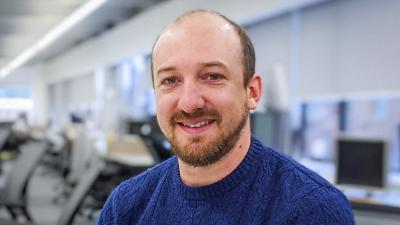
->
<box><xmin>156</xmin><ymin>66</ymin><xmax>176</xmax><ymax>76</ymax></box>
<box><xmin>201</xmin><ymin>61</ymin><xmax>228</xmax><ymax>69</ymax></box>
<box><xmin>156</xmin><ymin>61</ymin><xmax>227</xmax><ymax>76</ymax></box>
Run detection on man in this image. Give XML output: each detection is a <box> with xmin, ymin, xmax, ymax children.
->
<box><xmin>97</xmin><ymin>9</ymin><xmax>354</xmax><ymax>225</ymax></box>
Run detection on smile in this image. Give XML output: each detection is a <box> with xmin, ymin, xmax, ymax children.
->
<box><xmin>177</xmin><ymin>119</ymin><xmax>216</xmax><ymax>134</ymax></box>
<box><xmin>182</xmin><ymin>120</ymin><xmax>212</xmax><ymax>128</ymax></box>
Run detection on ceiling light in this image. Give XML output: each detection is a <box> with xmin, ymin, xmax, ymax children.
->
<box><xmin>0</xmin><ymin>0</ymin><xmax>109</xmax><ymax>79</ymax></box>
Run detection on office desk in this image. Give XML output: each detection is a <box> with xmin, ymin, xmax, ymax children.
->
<box><xmin>300</xmin><ymin>158</ymin><xmax>400</xmax><ymax>213</ymax></box>
<box><xmin>96</xmin><ymin>135</ymin><xmax>156</xmax><ymax>167</ymax></box>
<box><xmin>105</xmin><ymin>152</ymin><xmax>154</xmax><ymax>167</ymax></box>
<box><xmin>94</xmin><ymin>135</ymin><xmax>155</xmax><ymax>199</ymax></box>
<box><xmin>354</xmin><ymin>209</ymin><xmax>400</xmax><ymax>225</ymax></box>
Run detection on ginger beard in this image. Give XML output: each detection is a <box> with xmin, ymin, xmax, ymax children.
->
<box><xmin>167</xmin><ymin>106</ymin><xmax>249</xmax><ymax>167</ymax></box>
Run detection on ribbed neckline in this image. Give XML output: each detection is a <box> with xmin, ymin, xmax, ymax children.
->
<box><xmin>171</xmin><ymin>137</ymin><xmax>265</xmax><ymax>200</ymax></box>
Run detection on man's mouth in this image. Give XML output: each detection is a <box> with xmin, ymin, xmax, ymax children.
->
<box><xmin>170</xmin><ymin>109</ymin><xmax>221</xmax><ymax>135</ymax></box>
<box><xmin>177</xmin><ymin>119</ymin><xmax>216</xmax><ymax>134</ymax></box>
<box><xmin>181</xmin><ymin>120</ymin><xmax>213</xmax><ymax>128</ymax></box>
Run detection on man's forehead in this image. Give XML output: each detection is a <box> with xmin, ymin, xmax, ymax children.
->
<box><xmin>151</xmin><ymin>11</ymin><xmax>244</xmax><ymax>79</ymax></box>
<box><xmin>154</xmin><ymin>13</ymin><xmax>237</xmax><ymax>55</ymax></box>
<box><xmin>172</xmin><ymin>12</ymin><xmax>233</xmax><ymax>29</ymax></box>
<box><xmin>157</xmin><ymin>12</ymin><xmax>235</xmax><ymax>45</ymax></box>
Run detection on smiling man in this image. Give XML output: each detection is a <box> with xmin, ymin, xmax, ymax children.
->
<box><xmin>97</xmin><ymin>10</ymin><xmax>354</xmax><ymax>225</ymax></box>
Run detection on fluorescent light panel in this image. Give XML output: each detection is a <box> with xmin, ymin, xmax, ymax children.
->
<box><xmin>0</xmin><ymin>0</ymin><xmax>109</xmax><ymax>78</ymax></box>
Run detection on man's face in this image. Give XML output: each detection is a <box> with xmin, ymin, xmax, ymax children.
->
<box><xmin>152</xmin><ymin>14</ymin><xmax>252</xmax><ymax>167</ymax></box>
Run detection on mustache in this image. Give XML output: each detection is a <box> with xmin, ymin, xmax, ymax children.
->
<box><xmin>170</xmin><ymin>109</ymin><xmax>221</xmax><ymax>124</ymax></box>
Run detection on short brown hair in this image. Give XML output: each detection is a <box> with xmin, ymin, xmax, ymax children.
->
<box><xmin>151</xmin><ymin>9</ymin><xmax>255</xmax><ymax>87</ymax></box>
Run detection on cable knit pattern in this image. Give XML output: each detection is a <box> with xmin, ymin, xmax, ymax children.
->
<box><xmin>97</xmin><ymin>137</ymin><xmax>354</xmax><ymax>225</ymax></box>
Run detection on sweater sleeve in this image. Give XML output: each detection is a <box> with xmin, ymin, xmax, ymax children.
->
<box><xmin>285</xmin><ymin>187</ymin><xmax>355</xmax><ymax>225</ymax></box>
<box><xmin>96</xmin><ymin>179</ymin><xmax>135</xmax><ymax>225</ymax></box>
<box><xmin>96</xmin><ymin>187</ymin><xmax>118</xmax><ymax>225</ymax></box>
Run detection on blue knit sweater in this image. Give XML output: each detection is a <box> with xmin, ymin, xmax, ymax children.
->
<box><xmin>97</xmin><ymin>137</ymin><xmax>354</xmax><ymax>225</ymax></box>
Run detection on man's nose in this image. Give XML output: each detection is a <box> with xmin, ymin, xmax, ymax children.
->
<box><xmin>177</xmin><ymin>80</ymin><xmax>205</xmax><ymax>113</ymax></box>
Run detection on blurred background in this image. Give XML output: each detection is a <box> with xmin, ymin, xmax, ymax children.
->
<box><xmin>0</xmin><ymin>0</ymin><xmax>399</xmax><ymax>224</ymax></box>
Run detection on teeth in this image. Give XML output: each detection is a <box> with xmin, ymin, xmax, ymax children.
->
<box><xmin>184</xmin><ymin>120</ymin><xmax>210</xmax><ymax>128</ymax></box>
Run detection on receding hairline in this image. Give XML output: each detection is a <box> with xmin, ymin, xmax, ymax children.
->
<box><xmin>174</xmin><ymin>9</ymin><xmax>232</xmax><ymax>25</ymax></box>
<box><xmin>151</xmin><ymin>9</ymin><xmax>255</xmax><ymax>87</ymax></box>
<box><xmin>154</xmin><ymin>9</ymin><xmax>238</xmax><ymax>52</ymax></box>
<box><xmin>152</xmin><ymin>10</ymin><xmax>240</xmax><ymax>71</ymax></box>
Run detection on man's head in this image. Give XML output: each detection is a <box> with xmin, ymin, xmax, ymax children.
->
<box><xmin>152</xmin><ymin>9</ymin><xmax>256</xmax><ymax>87</ymax></box>
<box><xmin>152</xmin><ymin>10</ymin><xmax>262</xmax><ymax>167</ymax></box>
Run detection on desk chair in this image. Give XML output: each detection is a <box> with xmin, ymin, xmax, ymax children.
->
<box><xmin>0</xmin><ymin>128</ymin><xmax>11</xmax><ymax>175</ymax></box>
<box><xmin>57</xmin><ymin>160</ymin><xmax>104</xmax><ymax>225</ymax></box>
<box><xmin>0</xmin><ymin>160</ymin><xmax>104</xmax><ymax>225</ymax></box>
<box><xmin>54</xmin><ymin>130</ymin><xmax>94</xmax><ymax>203</ymax></box>
<box><xmin>0</xmin><ymin>141</ymin><xmax>47</xmax><ymax>222</ymax></box>
<box><xmin>85</xmin><ymin>135</ymin><xmax>157</xmax><ymax>216</ymax></box>
<box><xmin>0</xmin><ymin>128</ymin><xmax>10</xmax><ymax>150</ymax></box>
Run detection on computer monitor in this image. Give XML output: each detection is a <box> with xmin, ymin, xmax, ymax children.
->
<box><xmin>127</xmin><ymin>121</ymin><xmax>147</xmax><ymax>135</ymax></box>
<box><xmin>127</xmin><ymin>117</ymin><xmax>172</xmax><ymax>161</ymax></box>
<box><xmin>335</xmin><ymin>136</ymin><xmax>387</xmax><ymax>190</ymax></box>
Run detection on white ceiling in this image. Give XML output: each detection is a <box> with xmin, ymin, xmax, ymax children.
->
<box><xmin>0</xmin><ymin>0</ymin><xmax>167</xmax><ymax>70</ymax></box>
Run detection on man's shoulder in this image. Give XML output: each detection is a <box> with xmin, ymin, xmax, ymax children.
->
<box><xmin>276</xmin><ymin>154</ymin><xmax>354</xmax><ymax>224</ymax></box>
<box><xmin>106</xmin><ymin>157</ymin><xmax>176</xmax><ymax>212</ymax></box>
<box><xmin>97</xmin><ymin>157</ymin><xmax>177</xmax><ymax>224</ymax></box>
<box><xmin>118</xmin><ymin>156</ymin><xmax>176</xmax><ymax>191</ymax></box>
<box><xmin>269</xmin><ymin>150</ymin><xmax>333</xmax><ymax>190</ymax></box>
<box><xmin>253</xmin><ymin>138</ymin><xmax>347</xmax><ymax>203</ymax></box>
<box><xmin>252</xmin><ymin>139</ymin><xmax>354</xmax><ymax>224</ymax></box>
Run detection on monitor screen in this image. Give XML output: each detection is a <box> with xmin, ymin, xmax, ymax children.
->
<box><xmin>336</xmin><ymin>137</ymin><xmax>386</xmax><ymax>188</ymax></box>
<box><xmin>127</xmin><ymin>121</ymin><xmax>146</xmax><ymax>135</ymax></box>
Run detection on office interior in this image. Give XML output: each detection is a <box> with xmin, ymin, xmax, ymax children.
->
<box><xmin>0</xmin><ymin>0</ymin><xmax>399</xmax><ymax>224</ymax></box>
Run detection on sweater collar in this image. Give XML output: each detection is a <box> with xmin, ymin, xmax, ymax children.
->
<box><xmin>172</xmin><ymin>136</ymin><xmax>265</xmax><ymax>200</ymax></box>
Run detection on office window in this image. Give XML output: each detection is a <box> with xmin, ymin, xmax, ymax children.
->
<box><xmin>0</xmin><ymin>85</ymin><xmax>33</xmax><ymax>122</ymax></box>
<box><xmin>346</xmin><ymin>97</ymin><xmax>400</xmax><ymax>171</ymax></box>
<box><xmin>117</xmin><ymin>54</ymin><xmax>154</xmax><ymax>121</ymax></box>
<box><xmin>300</xmin><ymin>100</ymin><xmax>339</xmax><ymax>161</ymax></box>
<box><xmin>296</xmin><ymin>96</ymin><xmax>400</xmax><ymax>171</ymax></box>
<box><xmin>0</xmin><ymin>86</ymin><xmax>31</xmax><ymax>99</ymax></box>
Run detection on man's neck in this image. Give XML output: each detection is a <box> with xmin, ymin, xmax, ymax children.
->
<box><xmin>177</xmin><ymin>126</ymin><xmax>252</xmax><ymax>187</ymax></box>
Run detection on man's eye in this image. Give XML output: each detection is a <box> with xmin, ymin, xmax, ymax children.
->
<box><xmin>162</xmin><ymin>77</ymin><xmax>178</xmax><ymax>85</ymax></box>
<box><xmin>206</xmin><ymin>73</ymin><xmax>222</xmax><ymax>81</ymax></box>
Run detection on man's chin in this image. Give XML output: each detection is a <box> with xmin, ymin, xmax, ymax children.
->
<box><xmin>174</xmin><ymin>129</ymin><xmax>209</xmax><ymax>143</ymax></box>
<box><xmin>175</xmin><ymin>136</ymin><xmax>208</xmax><ymax>150</ymax></box>
<box><xmin>170</xmin><ymin>135</ymin><xmax>224</xmax><ymax>166</ymax></box>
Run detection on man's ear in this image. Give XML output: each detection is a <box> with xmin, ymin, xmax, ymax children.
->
<box><xmin>247</xmin><ymin>74</ymin><xmax>262</xmax><ymax>110</ymax></box>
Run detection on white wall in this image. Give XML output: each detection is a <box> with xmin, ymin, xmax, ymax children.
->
<box><xmin>31</xmin><ymin>68</ymin><xmax>48</xmax><ymax>126</ymax></box>
<box><xmin>29</xmin><ymin>0</ymin><xmax>326</xmax><ymax>125</ymax></box>
<box><xmin>66</xmin><ymin>73</ymin><xmax>95</xmax><ymax>105</ymax></box>
<box><xmin>9</xmin><ymin>0</ymin><xmax>400</xmax><ymax>125</ymax></box>
<box><xmin>246</xmin><ymin>13</ymin><xmax>292</xmax><ymax>111</ymax></box>
<box><xmin>247</xmin><ymin>0</ymin><xmax>400</xmax><ymax>100</ymax></box>
<box><xmin>42</xmin><ymin>0</ymin><xmax>327</xmax><ymax>83</ymax></box>
<box><xmin>0</xmin><ymin>64</ymin><xmax>48</xmax><ymax>126</ymax></box>
<box><xmin>329</xmin><ymin>0</ymin><xmax>400</xmax><ymax>95</ymax></box>
<box><xmin>298</xmin><ymin>0</ymin><xmax>400</xmax><ymax>98</ymax></box>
